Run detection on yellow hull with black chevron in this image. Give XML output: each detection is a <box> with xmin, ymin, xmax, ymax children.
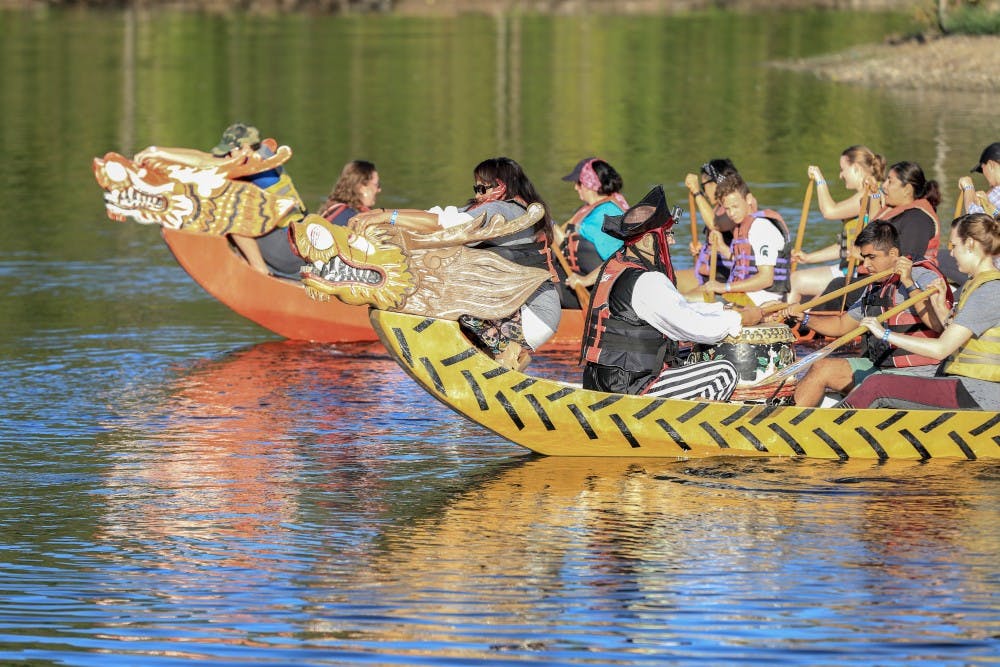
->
<box><xmin>369</xmin><ymin>310</ymin><xmax>1000</xmax><ymax>460</ymax></box>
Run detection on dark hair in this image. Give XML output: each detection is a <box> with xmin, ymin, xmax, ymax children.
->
<box><xmin>591</xmin><ymin>159</ymin><xmax>623</xmax><ymax>196</ymax></box>
<box><xmin>714</xmin><ymin>173</ymin><xmax>751</xmax><ymax>201</ymax></box>
<box><xmin>320</xmin><ymin>160</ymin><xmax>377</xmax><ymax>212</ymax></box>
<box><xmin>888</xmin><ymin>161</ymin><xmax>941</xmax><ymax>210</ymax></box>
<box><xmin>854</xmin><ymin>221</ymin><xmax>899</xmax><ymax>252</ymax></box>
<box><xmin>953</xmin><ymin>212</ymin><xmax>1000</xmax><ymax>256</ymax></box>
<box><xmin>471</xmin><ymin>157</ymin><xmax>553</xmax><ymax>238</ymax></box>
<box><xmin>700</xmin><ymin>158</ymin><xmax>737</xmax><ymax>185</ymax></box>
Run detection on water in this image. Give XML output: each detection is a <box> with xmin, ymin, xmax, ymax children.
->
<box><xmin>1</xmin><ymin>7</ymin><xmax>998</xmax><ymax>665</ymax></box>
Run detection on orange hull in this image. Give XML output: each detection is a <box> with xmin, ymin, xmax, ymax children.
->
<box><xmin>161</xmin><ymin>228</ymin><xmax>585</xmax><ymax>347</ymax></box>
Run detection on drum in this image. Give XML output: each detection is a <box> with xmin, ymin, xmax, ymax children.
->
<box><xmin>690</xmin><ymin>323</ymin><xmax>797</xmax><ymax>386</ymax></box>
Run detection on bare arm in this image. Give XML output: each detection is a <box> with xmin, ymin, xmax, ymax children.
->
<box><xmin>231</xmin><ymin>235</ymin><xmax>270</xmax><ymax>274</ymax></box>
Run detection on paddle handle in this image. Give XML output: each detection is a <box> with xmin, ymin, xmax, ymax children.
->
<box><xmin>790</xmin><ymin>178</ymin><xmax>814</xmax><ymax>272</ymax></box>
<box><xmin>954</xmin><ymin>186</ymin><xmax>965</xmax><ymax>219</ymax></box>
<box><xmin>688</xmin><ymin>191</ymin><xmax>699</xmax><ymax>242</ymax></box>
<box><xmin>748</xmin><ymin>283</ymin><xmax>942</xmax><ymax>388</ymax></box>
<box><xmin>761</xmin><ymin>268</ymin><xmax>894</xmax><ymax>316</ymax></box>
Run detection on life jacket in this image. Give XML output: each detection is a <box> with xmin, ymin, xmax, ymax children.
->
<box><xmin>581</xmin><ymin>257</ymin><xmax>678</xmax><ymax>376</ymax></box>
<box><xmin>871</xmin><ymin>198</ymin><xmax>940</xmax><ymax>262</ymax></box>
<box><xmin>242</xmin><ymin>140</ymin><xmax>305</xmax><ymax>222</ymax></box>
<box><xmin>473</xmin><ymin>200</ymin><xmax>552</xmax><ymax>272</ymax></box>
<box><xmin>318</xmin><ymin>202</ymin><xmax>362</xmax><ymax>226</ymax></box>
<box><xmin>559</xmin><ymin>197</ymin><xmax>614</xmax><ymax>274</ymax></box>
<box><xmin>943</xmin><ymin>270</ymin><xmax>1000</xmax><ymax>381</ymax></box>
<box><xmin>728</xmin><ymin>210</ymin><xmax>791</xmax><ymax>293</ymax></box>
<box><xmin>836</xmin><ymin>216</ymin><xmax>863</xmax><ymax>268</ymax></box>
<box><xmin>860</xmin><ymin>259</ymin><xmax>953</xmax><ymax>368</ymax></box>
<box><xmin>693</xmin><ymin>223</ymin><xmax>734</xmax><ymax>284</ymax></box>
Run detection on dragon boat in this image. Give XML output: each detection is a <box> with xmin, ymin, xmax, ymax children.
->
<box><xmin>368</xmin><ymin>309</ymin><xmax>1000</xmax><ymax>460</ymax></box>
<box><xmin>161</xmin><ymin>226</ymin><xmax>587</xmax><ymax>345</ymax></box>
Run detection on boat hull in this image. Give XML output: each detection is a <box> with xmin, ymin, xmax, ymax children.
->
<box><xmin>369</xmin><ymin>309</ymin><xmax>1000</xmax><ymax>460</ymax></box>
<box><xmin>162</xmin><ymin>228</ymin><xmax>586</xmax><ymax>346</ymax></box>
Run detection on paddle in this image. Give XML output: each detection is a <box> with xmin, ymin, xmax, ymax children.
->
<box><xmin>746</xmin><ymin>283</ymin><xmax>942</xmax><ymax>388</ymax></box>
<box><xmin>954</xmin><ymin>186</ymin><xmax>965</xmax><ymax>219</ymax></box>
<box><xmin>790</xmin><ymin>178</ymin><xmax>814</xmax><ymax>272</ymax></box>
<box><xmin>688</xmin><ymin>191</ymin><xmax>699</xmax><ymax>245</ymax></box>
<box><xmin>761</xmin><ymin>267</ymin><xmax>894</xmax><ymax>316</ymax></box>
<box><xmin>838</xmin><ymin>183</ymin><xmax>877</xmax><ymax>312</ymax></box>
<box><xmin>550</xmin><ymin>240</ymin><xmax>592</xmax><ymax>311</ymax></box>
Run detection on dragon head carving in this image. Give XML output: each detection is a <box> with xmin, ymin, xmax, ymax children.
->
<box><xmin>294</xmin><ymin>205</ymin><xmax>552</xmax><ymax>321</ymax></box>
<box><xmin>93</xmin><ymin>146</ymin><xmax>299</xmax><ymax>236</ymax></box>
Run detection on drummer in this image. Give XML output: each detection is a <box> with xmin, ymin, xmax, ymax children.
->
<box><xmin>781</xmin><ymin>221</ymin><xmax>953</xmax><ymax>407</ymax></box>
<box><xmin>581</xmin><ymin>185</ymin><xmax>764</xmax><ymax>401</ymax></box>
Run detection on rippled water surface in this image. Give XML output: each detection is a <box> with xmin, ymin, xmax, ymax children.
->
<box><xmin>2</xmin><ymin>7</ymin><xmax>1000</xmax><ymax>665</ymax></box>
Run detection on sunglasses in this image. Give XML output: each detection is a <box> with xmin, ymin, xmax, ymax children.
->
<box><xmin>473</xmin><ymin>183</ymin><xmax>495</xmax><ymax>195</ymax></box>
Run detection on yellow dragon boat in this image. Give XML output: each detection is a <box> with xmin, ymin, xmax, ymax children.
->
<box><xmin>368</xmin><ymin>309</ymin><xmax>1000</xmax><ymax>460</ymax></box>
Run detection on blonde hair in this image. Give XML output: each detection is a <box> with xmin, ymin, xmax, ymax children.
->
<box><xmin>842</xmin><ymin>145</ymin><xmax>886</xmax><ymax>185</ymax></box>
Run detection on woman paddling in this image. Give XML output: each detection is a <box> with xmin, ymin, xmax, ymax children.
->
<box><xmin>788</xmin><ymin>145</ymin><xmax>886</xmax><ymax>304</ymax></box>
<box><xmin>840</xmin><ymin>212</ymin><xmax>1000</xmax><ymax>410</ymax></box>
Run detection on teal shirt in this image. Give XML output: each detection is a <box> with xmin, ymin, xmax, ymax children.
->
<box><xmin>579</xmin><ymin>200</ymin><xmax>625</xmax><ymax>260</ymax></box>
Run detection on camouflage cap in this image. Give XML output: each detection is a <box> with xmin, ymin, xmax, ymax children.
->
<box><xmin>210</xmin><ymin>123</ymin><xmax>262</xmax><ymax>156</ymax></box>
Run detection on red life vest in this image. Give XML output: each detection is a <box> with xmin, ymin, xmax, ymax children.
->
<box><xmin>861</xmin><ymin>259</ymin><xmax>954</xmax><ymax>368</ymax></box>
<box><xmin>559</xmin><ymin>196</ymin><xmax>616</xmax><ymax>274</ymax></box>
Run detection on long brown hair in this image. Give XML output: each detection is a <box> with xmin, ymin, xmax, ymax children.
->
<box><xmin>319</xmin><ymin>160</ymin><xmax>376</xmax><ymax>213</ymax></box>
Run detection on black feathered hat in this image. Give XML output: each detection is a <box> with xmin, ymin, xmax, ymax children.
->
<box><xmin>601</xmin><ymin>185</ymin><xmax>674</xmax><ymax>241</ymax></box>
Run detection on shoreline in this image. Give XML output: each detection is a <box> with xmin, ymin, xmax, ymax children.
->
<box><xmin>773</xmin><ymin>33</ymin><xmax>1000</xmax><ymax>93</ymax></box>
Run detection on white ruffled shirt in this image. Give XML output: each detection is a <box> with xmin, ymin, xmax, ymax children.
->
<box><xmin>629</xmin><ymin>271</ymin><xmax>744</xmax><ymax>344</ymax></box>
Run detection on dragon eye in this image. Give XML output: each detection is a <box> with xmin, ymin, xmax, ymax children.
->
<box><xmin>105</xmin><ymin>160</ymin><xmax>127</xmax><ymax>183</ymax></box>
<box><xmin>306</xmin><ymin>223</ymin><xmax>334</xmax><ymax>251</ymax></box>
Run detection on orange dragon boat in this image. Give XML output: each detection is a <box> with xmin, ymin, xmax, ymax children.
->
<box><xmin>162</xmin><ymin>227</ymin><xmax>586</xmax><ymax>346</ymax></box>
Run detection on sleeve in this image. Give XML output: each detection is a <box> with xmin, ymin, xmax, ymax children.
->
<box><xmin>747</xmin><ymin>218</ymin><xmax>786</xmax><ymax>267</ymax></box>
<box><xmin>631</xmin><ymin>272</ymin><xmax>744</xmax><ymax>343</ymax></box>
<box><xmin>953</xmin><ymin>282</ymin><xmax>1000</xmax><ymax>336</ymax></box>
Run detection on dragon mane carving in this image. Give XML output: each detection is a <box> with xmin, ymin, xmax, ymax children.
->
<box><xmin>292</xmin><ymin>205</ymin><xmax>551</xmax><ymax>319</ymax></box>
<box><xmin>93</xmin><ymin>145</ymin><xmax>551</xmax><ymax>321</ymax></box>
<box><xmin>93</xmin><ymin>145</ymin><xmax>299</xmax><ymax>235</ymax></box>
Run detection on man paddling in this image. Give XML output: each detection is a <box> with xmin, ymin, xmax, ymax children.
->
<box><xmin>581</xmin><ymin>185</ymin><xmax>763</xmax><ymax>401</ymax></box>
<box><xmin>782</xmin><ymin>221</ymin><xmax>953</xmax><ymax>407</ymax></box>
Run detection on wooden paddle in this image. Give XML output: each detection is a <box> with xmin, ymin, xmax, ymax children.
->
<box><xmin>688</xmin><ymin>191</ymin><xmax>699</xmax><ymax>244</ymax></box>
<box><xmin>790</xmin><ymin>178</ymin><xmax>814</xmax><ymax>272</ymax></box>
<box><xmin>838</xmin><ymin>183</ymin><xmax>877</xmax><ymax>312</ymax></box>
<box><xmin>761</xmin><ymin>267</ymin><xmax>894</xmax><ymax>316</ymax></box>
<box><xmin>550</xmin><ymin>241</ymin><xmax>592</xmax><ymax>311</ymax></box>
<box><xmin>746</xmin><ymin>283</ymin><xmax>942</xmax><ymax>388</ymax></box>
<box><xmin>954</xmin><ymin>186</ymin><xmax>965</xmax><ymax>219</ymax></box>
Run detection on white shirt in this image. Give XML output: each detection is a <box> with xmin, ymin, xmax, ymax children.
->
<box><xmin>746</xmin><ymin>216</ymin><xmax>787</xmax><ymax>305</ymax></box>
<box><xmin>630</xmin><ymin>271</ymin><xmax>743</xmax><ymax>343</ymax></box>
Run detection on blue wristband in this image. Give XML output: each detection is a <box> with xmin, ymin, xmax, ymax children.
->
<box><xmin>816</xmin><ymin>179</ymin><xmax>826</xmax><ymax>186</ymax></box>
<box><xmin>389</xmin><ymin>209</ymin><xmax>398</xmax><ymax>225</ymax></box>
<box><xmin>882</xmin><ymin>328</ymin><xmax>891</xmax><ymax>342</ymax></box>
<box><xmin>801</xmin><ymin>312</ymin><xmax>810</xmax><ymax>327</ymax></box>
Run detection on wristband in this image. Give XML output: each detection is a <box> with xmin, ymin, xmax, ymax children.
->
<box><xmin>725</xmin><ymin>283</ymin><xmax>731</xmax><ymax>293</ymax></box>
<box><xmin>389</xmin><ymin>209</ymin><xmax>399</xmax><ymax>225</ymax></box>
<box><xmin>816</xmin><ymin>179</ymin><xmax>826</xmax><ymax>186</ymax></box>
<box><xmin>881</xmin><ymin>328</ymin><xmax>891</xmax><ymax>343</ymax></box>
<box><xmin>962</xmin><ymin>184</ymin><xmax>975</xmax><ymax>191</ymax></box>
<box><xmin>801</xmin><ymin>312</ymin><xmax>810</xmax><ymax>327</ymax></box>
<box><xmin>911</xmin><ymin>279</ymin><xmax>921</xmax><ymax>291</ymax></box>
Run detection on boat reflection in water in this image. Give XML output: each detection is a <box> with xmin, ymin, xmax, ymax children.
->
<box><xmin>44</xmin><ymin>339</ymin><xmax>996</xmax><ymax>664</ymax></box>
